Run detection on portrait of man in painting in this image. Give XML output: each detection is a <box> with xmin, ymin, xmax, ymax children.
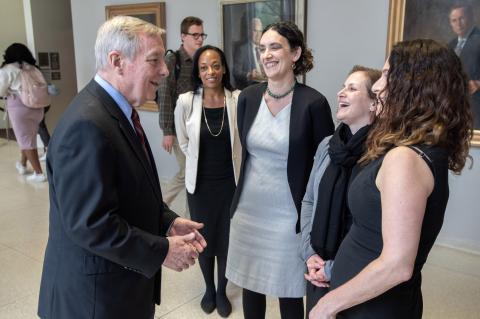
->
<box><xmin>402</xmin><ymin>0</ymin><xmax>480</xmax><ymax>129</ymax></box>
<box><xmin>221</xmin><ymin>0</ymin><xmax>301</xmax><ymax>89</ymax></box>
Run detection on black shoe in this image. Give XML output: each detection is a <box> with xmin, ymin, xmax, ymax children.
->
<box><xmin>200</xmin><ymin>291</ymin><xmax>216</xmax><ymax>314</ymax></box>
<box><xmin>216</xmin><ymin>293</ymin><xmax>232</xmax><ymax>317</ymax></box>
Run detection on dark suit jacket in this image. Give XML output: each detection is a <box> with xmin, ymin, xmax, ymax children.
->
<box><xmin>230</xmin><ymin>82</ymin><xmax>334</xmax><ymax>232</ymax></box>
<box><xmin>233</xmin><ymin>41</ymin><xmax>260</xmax><ymax>89</ymax></box>
<box><xmin>449</xmin><ymin>26</ymin><xmax>480</xmax><ymax>127</ymax></box>
<box><xmin>38</xmin><ymin>80</ymin><xmax>178</xmax><ymax>319</ymax></box>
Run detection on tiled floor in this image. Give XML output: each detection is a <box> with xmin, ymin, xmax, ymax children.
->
<box><xmin>0</xmin><ymin>138</ymin><xmax>479</xmax><ymax>318</ymax></box>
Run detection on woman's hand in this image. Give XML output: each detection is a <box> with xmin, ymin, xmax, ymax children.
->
<box><xmin>305</xmin><ymin>254</ymin><xmax>329</xmax><ymax>287</ymax></box>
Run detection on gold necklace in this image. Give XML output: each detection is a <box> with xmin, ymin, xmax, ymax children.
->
<box><xmin>202</xmin><ymin>96</ymin><xmax>226</xmax><ymax>137</ymax></box>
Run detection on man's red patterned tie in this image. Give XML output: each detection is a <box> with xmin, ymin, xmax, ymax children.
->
<box><xmin>131</xmin><ymin>107</ymin><xmax>151</xmax><ymax>165</ymax></box>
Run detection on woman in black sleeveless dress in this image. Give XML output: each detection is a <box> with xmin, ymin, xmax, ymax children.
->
<box><xmin>308</xmin><ymin>39</ymin><xmax>473</xmax><ymax>318</ymax></box>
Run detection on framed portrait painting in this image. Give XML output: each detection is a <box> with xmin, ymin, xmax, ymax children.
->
<box><xmin>220</xmin><ymin>0</ymin><xmax>306</xmax><ymax>89</ymax></box>
<box><xmin>387</xmin><ymin>0</ymin><xmax>480</xmax><ymax>146</ymax></box>
<box><xmin>105</xmin><ymin>2</ymin><xmax>166</xmax><ymax>112</ymax></box>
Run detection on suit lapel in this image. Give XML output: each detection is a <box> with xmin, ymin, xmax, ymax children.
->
<box><xmin>86</xmin><ymin>80</ymin><xmax>163</xmax><ymax>203</ymax></box>
<box><xmin>117</xmin><ymin>120</ymin><xmax>163</xmax><ymax>201</ymax></box>
<box><xmin>461</xmin><ymin>26</ymin><xmax>480</xmax><ymax>58</ymax></box>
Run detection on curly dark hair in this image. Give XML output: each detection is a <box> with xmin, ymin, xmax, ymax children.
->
<box><xmin>191</xmin><ymin>45</ymin><xmax>234</xmax><ymax>93</ymax></box>
<box><xmin>361</xmin><ymin>39</ymin><xmax>473</xmax><ymax>173</ymax></box>
<box><xmin>262</xmin><ymin>21</ymin><xmax>313</xmax><ymax>76</ymax></box>
<box><xmin>1</xmin><ymin>43</ymin><xmax>36</xmax><ymax>68</ymax></box>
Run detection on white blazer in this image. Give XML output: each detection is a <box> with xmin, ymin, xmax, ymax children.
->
<box><xmin>174</xmin><ymin>87</ymin><xmax>242</xmax><ymax>194</ymax></box>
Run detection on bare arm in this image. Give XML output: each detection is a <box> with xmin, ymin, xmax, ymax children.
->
<box><xmin>310</xmin><ymin>146</ymin><xmax>434</xmax><ymax>318</ymax></box>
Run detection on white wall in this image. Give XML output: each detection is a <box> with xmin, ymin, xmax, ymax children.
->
<box><xmin>0</xmin><ymin>0</ymin><xmax>27</xmax><ymax>129</ymax></box>
<box><xmin>0</xmin><ymin>1</ymin><xmax>27</xmax><ymax>56</ymax></box>
<box><xmin>438</xmin><ymin>148</ymin><xmax>480</xmax><ymax>253</ymax></box>
<box><xmin>306</xmin><ymin>0</ymin><xmax>389</xmax><ymax>115</ymax></box>
<box><xmin>28</xmin><ymin>0</ymin><xmax>77</xmax><ymax>132</ymax></box>
<box><xmin>70</xmin><ymin>0</ymin><xmax>480</xmax><ymax>253</ymax></box>
<box><xmin>71</xmin><ymin>0</ymin><xmax>219</xmax><ymax>91</ymax></box>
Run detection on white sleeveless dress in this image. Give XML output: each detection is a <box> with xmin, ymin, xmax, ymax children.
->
<box><xmin>226</xmin><ymin>98</ymin><xmax>306</xmax><ymax>297</ymax></box>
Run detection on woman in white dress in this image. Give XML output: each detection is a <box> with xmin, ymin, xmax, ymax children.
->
<box><xmin>226</xmin><ymin>21</ymin><xmax>334</xmax><ymax>319</ymax></box>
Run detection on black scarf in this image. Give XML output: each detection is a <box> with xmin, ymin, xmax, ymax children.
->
<box><xmin>310</xmin><ymin>123</ymin><xmax>371</xmax><ymax>259</ymax></box>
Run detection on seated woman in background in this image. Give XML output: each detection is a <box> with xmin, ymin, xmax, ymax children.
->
<box><xmin>174</xmin><ymin>45</ymin><xmax>241</xmax><ymax>318</ymax></box>
<box><xmin>300</xmin><ymin>65</ymin><xmax>380</xmax><ymax>314</ymax></box>
<box><xmin>309</xmin><ymin>39</ymin><xmax>473</xmax><ymax>319</ymax></box>
<box><xmin>0</xmin><ymin>43</ymin><xmax>46</xmax><ymax>182</ymax></box>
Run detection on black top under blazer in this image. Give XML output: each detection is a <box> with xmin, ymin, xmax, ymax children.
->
<box><xmin>38</xmin><ymin>80</ymin><xmax>178</xmax><ymax>319</ymax></box>
<box><xmin>230</xmin><ymin>82</ymin><xmax>334</xmax><ymax>232</ymax></box>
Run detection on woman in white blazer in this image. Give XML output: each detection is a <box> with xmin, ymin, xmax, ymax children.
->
<box><xmin>174</xmin><ymin>45</ymin><xmax>241</xmax><ymax>318</ymax></box>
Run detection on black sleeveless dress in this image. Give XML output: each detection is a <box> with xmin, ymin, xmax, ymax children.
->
<box><xmin>330</xmin><ymin>145</ymin><xmax>449</xmax><ymax>318</ymax></box>
<box><xmin>187</xmin><ymin>107</ymin><xmax>235</xmax><ymax>257</ymax></box>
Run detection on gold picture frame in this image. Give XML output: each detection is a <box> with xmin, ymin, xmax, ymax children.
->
<box><xmin>105</xmin><ymin>2</ymin><xmax>166</xmax><ymax>112</ymax></box>
<box><xmin>386</xmin><ymin>0</ymin><xmax>480</xmax><ymax>146</ymax></box>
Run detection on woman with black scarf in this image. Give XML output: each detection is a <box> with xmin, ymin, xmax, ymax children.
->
<box><xmin>300</xmin><ymin>65</ymin><xmax>381</xmax><ymax>315</ymax></box>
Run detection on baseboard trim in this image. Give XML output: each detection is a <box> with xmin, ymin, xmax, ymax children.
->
<box><xmin>435</xmin><ymin>241</ymin><xmax>480</xmax><ymax>256</ymax></box>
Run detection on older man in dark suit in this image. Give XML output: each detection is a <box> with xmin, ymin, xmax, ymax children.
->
<box><xmin>448</xmin><ymin>2</ymin><xmax>480</xmax><ymax>128</ymax></box>
<box><xmin>38</xmin><ymin>16</ymin><xmax>206</xmax><ymax>319</ymax></box>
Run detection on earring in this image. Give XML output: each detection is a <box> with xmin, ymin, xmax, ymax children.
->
<box><xmin>292</xmin><ymin>63</ymin><xmax>296</xmax><ymax>69</ymax></box>
<box><xmin>369</xmin><ymin>101</ymin><xmax>376</xmax><ymax>112</ymax></box>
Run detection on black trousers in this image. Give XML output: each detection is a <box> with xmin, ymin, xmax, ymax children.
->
<box><xmin>38</xmin><ymin>105</ymin><xmax>50</xmax><ymax>148</ymax></box>
<box><xmin>305</xmin><ymin>282</ymin><xmax>328</xmax><ymax>317</ymax></box>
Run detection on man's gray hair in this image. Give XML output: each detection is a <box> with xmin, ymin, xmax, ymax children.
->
<box><xmin>95</xmin><ymin>15</ymin><xmax>165</xmax><ymax>71</ymax></box>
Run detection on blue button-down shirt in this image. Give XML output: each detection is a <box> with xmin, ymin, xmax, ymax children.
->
<box><xmin>94</xmin><ymin>74</ymin><xmax>134</xmax><ymax>129</ymax></box>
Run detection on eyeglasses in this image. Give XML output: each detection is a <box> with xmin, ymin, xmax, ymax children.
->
<box><xmin>185</xmin><ymin>32</ymin><xmax>208</xmax><ymax>40</ymax></box>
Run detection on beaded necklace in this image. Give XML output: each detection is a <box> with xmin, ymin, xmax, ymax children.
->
<box><xmin>266</xmin><ymin>81</ymin><xmax>296</xmax><ymax>99</ymax></box>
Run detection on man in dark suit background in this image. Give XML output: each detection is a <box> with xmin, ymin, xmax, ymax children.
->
<box><xmin>448</xmin><ymin>2</ymin><xmax>480</xmax><ymax>128</ymax></box>
<box><xmin>233</xmin><ymin>17</ymin><xmax>267</xmax><ymax>89</ymax></box>
<box><xmin>38</xmin><ymin>16</ymin><xmax>206</xmax><ymax>319</ymax></box>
